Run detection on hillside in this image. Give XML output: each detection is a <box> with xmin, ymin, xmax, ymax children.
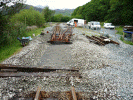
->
<box><xmin>54</xmin><ymin>9</ymin><xmax>74</xmax><ymax>16</ymax></box>
<box><xmin>72</xmin><ymin>0</ymin><xmax>133</xmax><ymax>25</ymax></box>
<box><xmin>24</xmin><ymin>4</ymin><xmax>74</xmax><ymax>16</ymax></box>
<box><xmin>24</xmin><ymin>4</ymin><xmax>43</xmax><ymax>12</ymax></box>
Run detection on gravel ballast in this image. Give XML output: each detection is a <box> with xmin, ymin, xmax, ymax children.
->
<box><xmin>0</xmin><ymin>23</ymin><xmax>133</xmax><ymax>100</ymax></box>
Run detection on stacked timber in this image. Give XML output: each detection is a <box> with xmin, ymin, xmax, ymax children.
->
<box><xmin>86</xmin><ymin>35</ymin><xmax>119</xmax><ymax>46</ymax></box>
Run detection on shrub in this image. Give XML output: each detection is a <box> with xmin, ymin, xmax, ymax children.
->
<box><xmin>10</xmin><ymin>7</ymin><xmax>45</xmax><ymax>27</ymax></box>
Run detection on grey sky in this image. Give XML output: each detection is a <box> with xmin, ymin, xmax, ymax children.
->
<box><xmin>25</xmin><ymin>0</ymin><xmax>91</xmax><ymax>9</ymax></box>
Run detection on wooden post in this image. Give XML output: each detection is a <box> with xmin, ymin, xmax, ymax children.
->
<box><xmin>34</xmin><ymin>86</ymin><xmax>41</xmax><ymax>100</ymax></box>
<box><xmin>71</xmin><ymin>86</ymin><xmax>77</xmax><ymax>100</ymax></box>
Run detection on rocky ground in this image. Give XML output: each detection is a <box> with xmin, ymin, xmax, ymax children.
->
<box><xmin>0</xmin><ymin>23</ymin><xmax>133</xmax><ymax>100</ymax></box>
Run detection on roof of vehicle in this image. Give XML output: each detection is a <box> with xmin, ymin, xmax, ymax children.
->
<box><xmin>90</xmin><ymin>21</ymin><xmax>100</xmax><ymax>22</ymax></box>
<box><xmin>104</xmin><ymin>23</ymin><xmax>112</xmax><ymax>24</ymax></box>
<box><xmin>72</xmin><ymin>18</ymin><xmax>84</xmax><ymax>20</ymax></box>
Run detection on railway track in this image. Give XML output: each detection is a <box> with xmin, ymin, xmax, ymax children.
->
<box><xmin>9</xmin><ymin>85</ymin><xmax>88</xmax><ymax>100</ymax></box>
<box><xmin>0</xmin><ymin>64</ymin><xmax>85</xmax><ymax>100</ymax></box>
<box><xmin>0</xmin><ymin>64</ymin><xmax>81</xmax><ymax>78</ymax></box>
<box><xmin>0</xmin><ymin>64</ymin><xmax>83</xmax><ymax>99</ymax></box>
<box><xmin>47</xmin><ymin>24</ymin><xmax>73</xmax><ymax>44</ymax></box>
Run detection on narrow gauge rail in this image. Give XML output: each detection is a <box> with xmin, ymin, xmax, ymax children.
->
<box><xmin>9</xmin><ymin>86</ymin><xmax>88</xmax><ymax>100</ymax></box>
<box><xmin>0</xmin><ymin>64</ymin><xmax>81</xmax><ymax>78</ymax></box>
<box><xmin>47</xmin><ymin>25</ymin><xmax>73</xmax><ymax>44</ymax></box>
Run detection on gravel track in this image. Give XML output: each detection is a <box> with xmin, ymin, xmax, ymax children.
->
<box><xmin>0</xmin><ymin>23</ymin><xmax>133</xmax><ymax>100</ymax></box>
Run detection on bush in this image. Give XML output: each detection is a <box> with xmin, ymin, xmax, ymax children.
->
<box><xmin>10</xmin><ymin>7</ymin><xmax>45</xmax><ymax>27</ymax></box>
<box><xmin>51</xmin><ymin>14</ymin><xmax>71</xmax><ymax>22</ymax></box>
<box><xmin>0</xmin><ymin>22</ymin><xmax>27</xmax><ymax>46</ymax></box>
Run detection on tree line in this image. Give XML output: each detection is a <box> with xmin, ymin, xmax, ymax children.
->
<box><xmin>71</xmin><ymin>0</ymin><xmax>133</xmax><ymax>25</ymax></box>
<box><xmin>0</xmin><ymin>1</ymin><xmax>71</xmax><ymax>47</ymax></box>
<box><xmin>42</xmin><ymin>6</ymin><xmax>71</xmax><ymax>22</ymax></box>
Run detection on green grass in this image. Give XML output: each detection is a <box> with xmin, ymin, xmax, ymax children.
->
<box><xmin>120</xmin><ymin>36</ymin><xmax>133</xmax><ymax>45</ymax></box>
<box><xmin>0</xmin><ymin>27</ymin><xmax>44</xmax><ymax>63</ymax></box>
<box><xmin>115</xmin><ymin>26</ymin><xmax>123</xmax><ymax>35</ymax></box>
<box><xmin>0</xmin><ymin>42</ymin><xmax>22</xmax><ymax>62</ymax></box>
<box><xmin>26</xmin><ymin>27</ymin><xmax>44</xmax><ymax>37</ymax></box>
<box><xmin>115</xmin><ymin>26</ymin><xmax>133</xmax><ymax>45</ymax></box>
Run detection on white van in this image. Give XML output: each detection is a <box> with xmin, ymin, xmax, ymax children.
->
<box><xmin>67</xmin><ymin>18</ymin><xmax>85</xmax><ymax>27</ymax></box>
<box><xmin>88</xmin><ymin>21</ymin><xmax>101</xmax><ymax>30</ymax></box>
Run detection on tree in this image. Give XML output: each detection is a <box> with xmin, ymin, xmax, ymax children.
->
<box><xmin>10</xmin><ymin>7</ymin><xmax>45</xmax><ymax>27</ymax></box>
<box><xmin>0</xmin><ymin>0</ymin><xmax>26</xmax><ymax>46</ymax></box>
<box><xmin>71</xmin><ymin>0</ymin><xmax>133</xmax><ymax>25</ymax></box>
<box><xmin>42</xmin><ymin>6</ymin><xmax>55</xmax><ymax>22</ymax></box>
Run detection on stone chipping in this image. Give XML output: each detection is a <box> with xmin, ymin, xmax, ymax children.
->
<box><xmin>0</xmin><ymin>23</ymin><xmax>133</xmax><ymax>100</ymax></box>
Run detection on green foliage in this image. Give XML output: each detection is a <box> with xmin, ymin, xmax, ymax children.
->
<box><xmin>116</xmin><ymin>31</ymin><xmax>123</xmax><ymax>35</ymax></box>
<box><xmin>0</xmin><ymin>42</ymin><xmax>22</xmax><ymax>62</ymax></box>
<box><xmin>0</xmin><ymin>21</ymin><xmax>27</xmax><ymax>46</ymax></box>
<box><xmin>61</xmin><ymin>16</ymin><xmax>71</xmax><ymax>22</ymax></box>
<box><xmin>25</xmin><ymin>27</ymin><xmax>44</xmax><ymax>37</ymax></box>
<box><xmin>115</xmin><ymin>26</ymin><xmax>123</xmax><ymax>35</ymax></box>
<box><xmin>0</xmin><ymin>1</ymin><xmax>46</xmax><ymax>62</ymax></box>
<box><xmin>10</xmin><ymin>7</ymin><xmax>45</xmax><ymax>27</ymax></box>
<box><xmin>0</xmin><ymin>7</ymin><xmax>45</xmax><ymax>47</ymax></box>
<box><xmin>0</xmin><ymin>27</ymin><xmax>44</xmax><ymax>62</ymax></box>
<box><xmin>54</xmin><ymin>9</ymin><xmax>74</xmax><ymax>17</ymax></box>
<box><xmin>52</xmin><ymin>14</ymin><xmax>70</xmax><ymax>22</ymax></box>
<box><xmin>72</xmin><ymin>0</ymin><xmax>133</xmax><ymax>25</ymax></box>
<box><xmin>120</xmin><ymin>36</ymin><xmax>133</xmax><ymax>45</ymax></box>
<box><xmin>42</xmin><ymin>6</ymin><xmax>55</xmax><ymax>22</ymax></box>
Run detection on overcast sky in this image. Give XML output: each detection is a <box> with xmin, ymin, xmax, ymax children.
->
<box><xmin>25</xmin><ymin>0</ymin><xmax>91</xmax><ymax>9</ymax></box>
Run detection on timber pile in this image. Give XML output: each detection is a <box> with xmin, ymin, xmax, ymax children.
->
<box><xmin>86</xmin><ymin>35</ymin><xmax>119</xmax><ymax>46</ymax></box>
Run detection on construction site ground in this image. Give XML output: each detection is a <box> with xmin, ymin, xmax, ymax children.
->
<box><xmin>0</xmin><ymin>23</ymin><xmax>133</xmax><ymax>100</ymax></box>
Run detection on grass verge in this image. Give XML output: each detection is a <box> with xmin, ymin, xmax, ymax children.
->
<box><xmin>115</xmin><ymin>26</ymin><xmax>133</xmax><ymax>45</ymax></box>
<box><xmin>120</xmin><ymin>36</ymin><xmax>133</xmax><ymax>45</ymax></box>
<box><xmin>0</xmin><ymin>27</ymin><xmax>44</xmax><ymax>63</ymax></box>
<box><xmin>26</xmin><ymin>27</ymin><xmax>44</xmax><ymax>37</ymax></box>
<box><xmin>115</xmin><ymin>26</ymin><xmax>123</xmax><ymax>35</ymax></box>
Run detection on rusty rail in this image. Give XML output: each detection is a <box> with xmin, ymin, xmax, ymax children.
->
<box><xmin>71</xmin><ymin>86</ymin><xmax>77</xmax><ymax>100</ymax></box>
<box><xmin>34</xmin><ymin>86</ymin><xmax>78</xmax><ymax>100</ymax></box>
<box><xmin>48</xmin><ymin>25</ymin><xmax>72</xmax><ymax>44</ymax></box>
<box><xmin>0</xmin><ymin>64</ymin><xmax>79</xmax><ymax>72</ymax></box>
<box><xmin>0</xmin><ymin>64</ymin><xmax>81</xmax><ymax>78</ymax></box>
<box><xmin>34</xmin><ymin>86</ymin><xmax>41</xmax><ymax>100</ymax></box>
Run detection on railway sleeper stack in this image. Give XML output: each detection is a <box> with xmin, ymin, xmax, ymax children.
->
<box><xmin>86</xmin><ymin>35</ymin><xmax>119</xmax><ymax>46</ymax></box>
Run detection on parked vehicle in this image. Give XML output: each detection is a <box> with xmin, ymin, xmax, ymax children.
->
<box><xmin>104</xmin><ymin>23</ymin><xmax>115</xmax><ymax>29</ymax></box>
<box><xmin>67</xmin><ymin>20</ymin><xmax>74</xmax><ymax>26</ymax></box>
<box><xmin>88</xmin><ymin>21</ymin><xmax>101</xmax><ymax>30</ymax></box>
<box><xmin>67</xmin><ymin>18</ymin><xmax>85</xmax><ymax>27</ymax></box>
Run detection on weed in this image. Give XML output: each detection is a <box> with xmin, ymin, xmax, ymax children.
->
<box><xmin>0</xmin><ymin>27</ymin><xmax>44</xmax><ymax>63</ymax></box>
<box><xmin>120</xmin><ymin>36</ymin><xmax>133</xmax><ymax>45</ymax></box>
